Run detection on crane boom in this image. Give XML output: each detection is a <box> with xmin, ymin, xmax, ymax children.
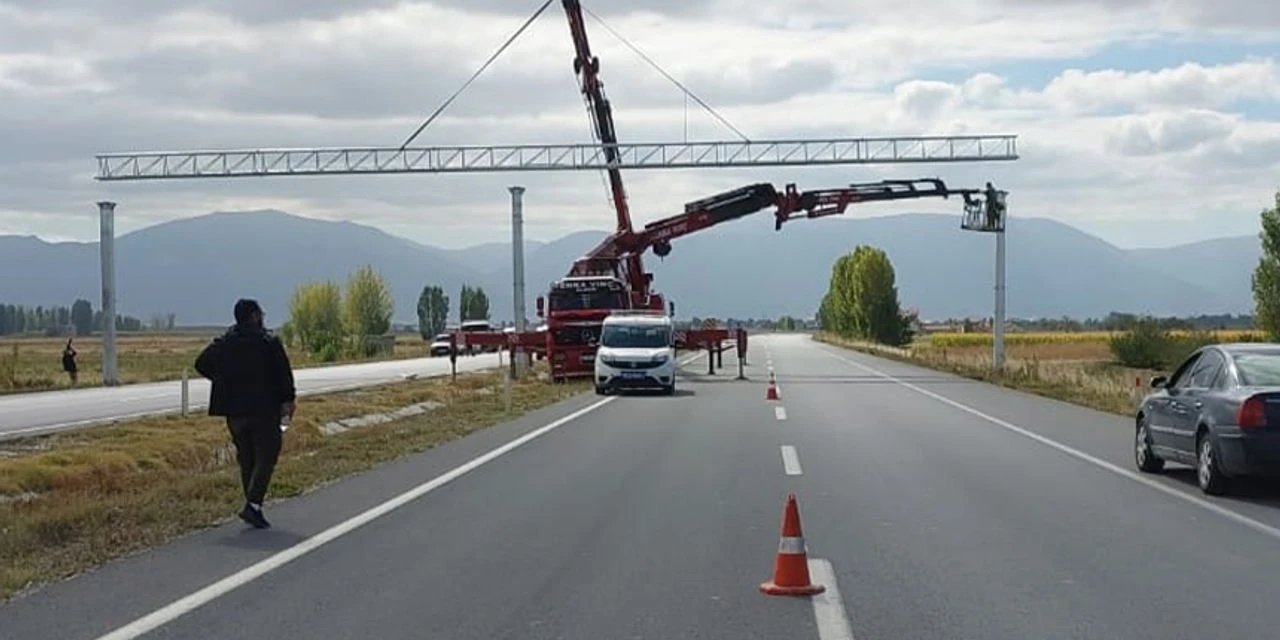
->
<box><xmin>563</xmin><ymin>0</ymin><xmax>630</xmax><ymax>234</ymax></box>
<box><xmin>562</xmin><ymin>0</ymin><xmax>654</xmax><ymax>306</ymax></box>
<box><xmin>632</xmin><ymin>179</ymin><xmax>996</xmax><ymax>259</ymax></box>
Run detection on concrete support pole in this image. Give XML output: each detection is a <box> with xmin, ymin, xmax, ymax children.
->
<box><xmin>509</xmin><ymin>186</ymin><xmax>528</xmax><ymax>378</ymax></box>
<box><xmin>98</xmin><ymin>201</ymin><xmax>119</xmax><ymax>386</ymax></box>
<box><xmin>993</xmin><ymin>230</ymin><xmax>1006</xmax><ymax>372</ymax></box>
<box><xmin>181</xmin><ymin>368</ymin><xmax>190</xmax><ymax>417</ymax></box>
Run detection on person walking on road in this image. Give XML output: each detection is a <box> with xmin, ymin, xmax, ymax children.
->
<box><xmin>61</xmin><ymin>339</ymin><xmax>78</xmax><ymax>386</ymax></box>
<box><xmin>195</xmin><ymin>299</ymin><xmax>296</xmax><ymax>529</ymax></box>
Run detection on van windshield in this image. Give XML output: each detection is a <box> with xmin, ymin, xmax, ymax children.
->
<box><xmin>601</xmin><ymin>325</ymin><xmax>670</xmax><ymax>349</ymax></box>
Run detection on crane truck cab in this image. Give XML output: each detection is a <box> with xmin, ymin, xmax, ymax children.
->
<box><xmin>594</xmin><ymin>311</ymin><xmax>676</xmax><ymax>396</ymax></box>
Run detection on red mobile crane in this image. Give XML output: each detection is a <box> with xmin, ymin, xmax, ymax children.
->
<box><xmin>456</xmin><ymin>0</ymin><xmax>1003</xmax><ymax>381</ymax></box>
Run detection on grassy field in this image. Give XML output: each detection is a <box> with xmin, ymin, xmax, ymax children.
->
<box><xmin>0</xmin><ymin>333</ymin><xmax>432</xmax><ymax>393</ymax></box>
<box><xmin>923</xmin><ymin>329</ymin><xmax>1263</xmax><ymax>349</ymax></box>
<box><xmin>0</xmin><ymin>367</ymin><xmax>586</xmax><ymax>600</ymax></box>
<box><xmin>817</xmin><ymin>329</ymin><xmax>1264</xmax><ymax>416</ymax></box>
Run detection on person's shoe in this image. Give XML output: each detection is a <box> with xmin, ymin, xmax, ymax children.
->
<box><xmin>238</xmin><ymin>503</ymin><xmax>271</xmax><ymax>529</ymax></box>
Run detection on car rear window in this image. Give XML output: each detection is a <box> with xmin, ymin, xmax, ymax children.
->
<box><xmin>1232</xmin><ymin>352</ymin><xmax>1280</xmax><ymax>386</ymax></box>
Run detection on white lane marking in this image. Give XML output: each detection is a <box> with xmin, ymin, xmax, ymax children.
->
<box><xmin>775</xmin><ymin>406</ymin><xmax>788</xmax><ymax>421</ymax></box>
<box><xmin>780</xmin><ymin>445</ymin><xmax>803</xmax><ymax>475</ymax></box>
<box><xmin>822</xmin><ymin>348</ymin><xmax>1280</xmax><ymax>544</ymax></box>
<box><xmin>93</xmin><ymin>396</ymin><xmax>618</xmax><ymax>640</ymax></box>
<box><xmin>808</xmin><ymin>559</ymin><xmax>855</xmax><ymax>640</ymax></box>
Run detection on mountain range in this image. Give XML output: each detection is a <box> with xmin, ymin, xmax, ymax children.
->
<box><xmin>0</xmin><ymin>209</ymin><xmax>1259</xmax><ymax>325</ymax></box>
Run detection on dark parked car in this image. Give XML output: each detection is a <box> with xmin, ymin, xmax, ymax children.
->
<box><xmin>1135</xmin><ymin>343</ymin><xmax>1280</xmax><ymax>495</ymax></box>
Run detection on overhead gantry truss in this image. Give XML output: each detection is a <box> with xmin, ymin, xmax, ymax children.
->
<box><xmin>95</xmin><ymin>135</ymin><xmax>1018</xmax><ymax>181</ymax></box>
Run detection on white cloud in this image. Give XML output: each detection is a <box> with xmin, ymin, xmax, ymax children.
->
<box><xmin>1045</xmin><ymin>60</ymin><xmax>1280</xmax><ymax>114</ymax></box>
<box><xmin>1106</xmin><ymin>110</ymin><xmax>1239</xmax><ymax>156</ymax></box>
<box><xmin>0</xmin><ymin>0</ymin><xmax>1277</xmax><ymax>251</ymax></box>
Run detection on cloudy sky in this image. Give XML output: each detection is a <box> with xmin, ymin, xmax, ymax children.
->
<box><xmin>1</xmin><ymin>0</ymin><xmax>1277</xmax><ymax>249</ymax></box>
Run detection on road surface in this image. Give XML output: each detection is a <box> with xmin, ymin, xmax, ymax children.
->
<box><xmin>3</xmin><ymin>334</ymin><xmax>1280</xmax><ymax>639</ymax></box>
<box><xmin>0</xmin><ymin>354</ymin><xmax>500</xmax><ymax>440</ymax></box>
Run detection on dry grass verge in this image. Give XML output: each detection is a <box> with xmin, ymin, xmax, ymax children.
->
<box><xmin>817</xmin><ymin>332</ymin><xmax>1156</xmax><ymax>416</ymax></box>
<box><xmin>0</xmin><ymin>368</ymin><xmax>586</xmax><ymax>600</ymax></box>
<box><xmin>0</xmin><ymin>333</ymin><xmax>432</xmax><ymax>394</ymax></box>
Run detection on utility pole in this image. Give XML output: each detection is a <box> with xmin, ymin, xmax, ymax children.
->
<box><xmin>994</xmin><ymin>228</ymin><xmax>1006</xmax><ymax>372</ymax></box>
<box><xmin>98</xmin><ymin>201</ymin><xmax>120</xmax><ymax>386</ymax></box>
<box><xmin>509</xmin><ymin>186</ymin><xmax>528</xmax><ymax>378</ymax></box>
<box><xmin>961</xmin><ymin>185</ymin><xmax>1008</xmax><ymax>373</ymax></box>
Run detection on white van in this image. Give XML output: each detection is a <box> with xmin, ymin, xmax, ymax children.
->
<box><xmin>594</xmin><ymin>312</ymin><xmax>676</xmax><ymax>395</ymax></box>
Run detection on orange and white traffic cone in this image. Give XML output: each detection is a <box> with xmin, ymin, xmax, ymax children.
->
<box><xmin>766</xmin><ymin>370</ymin><xmax>780</xmax><ymax>401</ymax></box>
<box><xmin>760</xmin><ymin>493</ymin><xmax>824</xmax><ymax>596</ymax></box>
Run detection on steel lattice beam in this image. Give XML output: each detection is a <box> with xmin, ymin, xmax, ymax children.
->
<box><xmin>95</xmin><ymin>135</ymin><xmax>1018</xmax><ymax>181</ymax></box>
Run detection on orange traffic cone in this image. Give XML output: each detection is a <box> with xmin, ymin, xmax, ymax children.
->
<box><xmin>760</xmin><ymin>493</ymin><xmax>825</xmax><ymax>596</ymax></box>
<box><xmin>766</xmin><ymin>371</ymin><xmax>780</xmax><ymax>401</ymax></box>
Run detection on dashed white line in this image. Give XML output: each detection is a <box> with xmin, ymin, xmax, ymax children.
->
<box><xmin>821</xmin><ymin>347</ymin><xmax>1280</xmax><ymax>544</ymax></box>
<box><xmin>808</xmin><ymin>559</ymin><xmax>855</xmax><ymax>640</ymax></box>
<box><xmin>92</xmin><ymin>396</ymin><xmax>618</xmax><ymax>640</ymax></box>
<box><xmin>780</xmin><ymin>445</ymin><xmax>803</xmax><ymax>475</ymax></box>
<box><xmin>775</xmin><ymin>406</ymin><xmax>788</xmax><ymax>421</ymax></box>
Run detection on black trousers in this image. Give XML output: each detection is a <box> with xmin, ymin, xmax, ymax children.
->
<box><xmin>226</xmin><ymin>414</ymin><xmax>282</xmax><ymax>505</ymax></box>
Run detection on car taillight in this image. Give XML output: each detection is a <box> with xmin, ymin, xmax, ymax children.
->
<box><xmin>1237</xmin><ymin>396</ymin><xmax>1267</xmax><ymax>430</ymax></box>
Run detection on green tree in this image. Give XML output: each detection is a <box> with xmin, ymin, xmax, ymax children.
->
<box><xmin>1109</xmin><ymin>316</ymin><xmax>1173</xmax><ymax>369</ymax></box>
<box><xmin>820</xmin><ymin>245</ymin><xmax>912</xmax><ymax>346</ymax></box>
<box><xmin>459</xmin><ymin>285</ymin><xmax>472</xmax><ymax>325</ymax></box>
<box><xmin>852</xmin><ymin>247</ymin><xmax>910</xmax><ymax>345</ymax></box>
<box><xmin>345</xmin><ymin>265</ymin><xmax>394</xmax><ymax>339</ymax></box>
<box><xmin>289</xmin><ymin>281</ymin><xmax>344</xmax><ymax>356</ymax></box>
<box><xmin>1252</xmin><ymin>189</ymin><xmax>1280</xmax><ymax>340</ymax></box>
<box><xmin>459</xmin><ymin>284</ymin><xmax>490</xmax><ymax>322</ymax></box>
<box><xmin>417</xmin><ymin>285</ymin><xmax>449</xmax><ymax>340</ymax></box>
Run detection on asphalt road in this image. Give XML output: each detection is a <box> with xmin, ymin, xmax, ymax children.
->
<box><xmin>0</xmin><ymin>353</ymin><xmax>500</xmax><ymax>440</ymax></box>
<box><xmin>4</xmin><ymin>334</ymin><xmax>1280</xmax><ymax>639</ymax></box>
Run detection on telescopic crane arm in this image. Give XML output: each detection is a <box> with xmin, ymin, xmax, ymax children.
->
<box><xmin>628</xmin><ymin>179</ymin><xmax>1000</xmax><ymax>258</ymax></box>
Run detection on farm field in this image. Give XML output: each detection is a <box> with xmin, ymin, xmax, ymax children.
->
<box><xmin>821</xmin><ymin>329</ymin><xmax>1265</xmax><ymax>416</ymax></box>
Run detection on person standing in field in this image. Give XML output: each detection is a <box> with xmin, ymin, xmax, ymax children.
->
<box><xmin>195</xmin><ymin>299</ymin><xmax>296</xmax><ymax>529</ymax></box>
<box><xmin>61</xmin><ymin>339</ymin><xmax>78</xmax><ymax>386</ymax></box>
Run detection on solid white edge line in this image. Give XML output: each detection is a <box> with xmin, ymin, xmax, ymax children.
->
<box><xmin>780</xmin><ymin>445</ymin><xmax>803</xmax><ymax>475</ymax></box>
<box><xmin>775</xmin><ymin>406</ymin><xmax>788</xmax><ymax>421</ymax></box>
<box><xmin>808</xmin><ymin>559</ymin><xmax>855</xmax><ymax>640</ymax></box>
<box><xmin>93</xmin><ymin>396</ymin><xmax>618</xmax><ymax>640</ymax></box>
<box><xmin>822</xmin><ymin>347</ymin><xmax>1280</xmax><ymax>543</ymax></box>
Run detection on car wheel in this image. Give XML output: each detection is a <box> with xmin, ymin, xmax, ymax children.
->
<box><xmin>662</xmin><ymin>384</ymin><xmax>675</xmax><ymax>396</ymax></box>
<box><xmin>1197</xmin><ymin>432</ymin><xmax>1230</xmax><ymax>496</ymax></box>
<box><xmin>594</xmin><ymin>385</ymin><xmax>607</xmax><ymax>396</ymax></box>
<box><xmin>1135</xmin><ymin>415</ymin><xmax>1164</xmax><ymax>473</ymax></box>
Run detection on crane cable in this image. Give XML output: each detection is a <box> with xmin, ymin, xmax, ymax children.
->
<box><xmin>582</xmin><ymin>5</ymin><xmax>752</xmax><ymax>143</ymax></box>
<box><xmin>399</xmin><ymin>0</ymin><xmax>555</xmax><ymax>150</ymax></box>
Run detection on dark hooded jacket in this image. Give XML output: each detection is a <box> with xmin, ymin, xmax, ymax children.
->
<box><xmin>194</xmin><ymin>324</ymin><xmax>296</xmax><ymax>417</ymax></box>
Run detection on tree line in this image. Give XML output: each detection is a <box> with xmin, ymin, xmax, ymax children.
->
<box><xmin>0</xmin><ymin>300</ymin><xmax>146</xmax><ymax>337</ymax></box>
<box><xmin>284</xmin><ymin>265</ymin><xmax>395</xmax><ymax>361</ymax></box>
<box><xmin>415</xmin><ymin>284</ymin><xmax>490</xmax><ymax>340</ymax></box>
<box><xmin>284</xmin><ymin>265</ymin><xmax>494</xmax><ymax>361</ymax></box>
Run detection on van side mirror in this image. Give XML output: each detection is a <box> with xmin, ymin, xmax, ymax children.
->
<box><xmin>536</xmin><ymin>296</ymin><xmax>545</xmax><ymax>318</ymax></box>
<box><xmin>1150</xmin><ymin>376</ymin><xmax>1167</xmax><ymax>389</ymax></box>
<box><xmin>668</xmin><ymin>301</ymin><xmax>675</xmax><ymax>318</ymax></box>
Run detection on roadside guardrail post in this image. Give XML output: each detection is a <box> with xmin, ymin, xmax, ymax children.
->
<box><xmin>181</xmin><ymin>368</ymin><xmax>189</xmax><ymax>417</ymax></box>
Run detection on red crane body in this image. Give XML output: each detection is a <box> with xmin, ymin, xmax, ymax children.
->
<box><xmin>451</xmin><ymin>1</ymin><xmax>1001</xmax><ymax>381</ymax></box>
